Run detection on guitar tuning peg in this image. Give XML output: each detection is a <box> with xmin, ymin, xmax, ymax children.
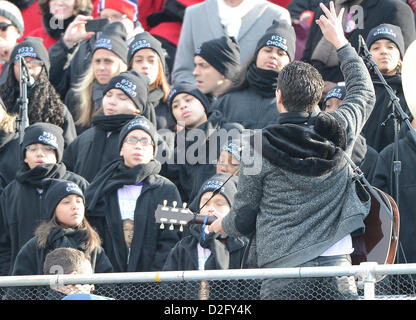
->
<box><xmin>183</xmin><ymin>202</ymin><xmax>187</xmax><ymax>209</ymax></box>
<box><xmin>179</xmin><ymin>225</ymin><xmax>183</xmax><ymax>232</ymax></box>
<box><xmin>163</xmin><ymin>200</ymin><xmax>167</xmax><ymax>207</ymax></box>
<box><xmin>169</xmin><ymin>223</ymin><xmax>174</xmax><ymax>231</ymax></box>
<box><xmin>160</xmin><ymin>222</ymin><xmax>165</xmax><ymax>229</ymax></box>
<box><xmin>172</xmin><ymin>201</ymin><xmax>177</xmax><ymax>208</ymax></box>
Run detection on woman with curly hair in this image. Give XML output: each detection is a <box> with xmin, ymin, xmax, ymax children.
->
<box><xmin>26</xmin><ymin>0</ymin><xmax>94</xmax><ymax>50</ymax></box>
<box><xmin>0</xmin><ymin>37</ymin><xmax>77</xmax><ymax>146</ymax></box>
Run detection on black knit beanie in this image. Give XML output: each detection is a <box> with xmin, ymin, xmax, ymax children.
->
<box><xmin>196</xmin><ymin>173</ymin><xmax>238</xmax><ymax>208</ymax></box>
<box><xmin>128</xmin><ymin>31</ymin><xmax>166</xmax><ymax>71</ymax></box>
<box><xmin>167</xmin><ymin>83</ymin><xmax>211</xmax><ymax>121</ymax></box>
<box><xmin>93</xmin><ymin>22</ymin><xmax>128</xmax><ymax>64</ymax></box>
<box><xmin>366</xmin><ymin>23</ymin><xmax>405</xmax><ymax>58</ymax></box>
<box><xmin>11</xmin><ymin>37</ymin><xmax>50</xmax><ymax>75</ymax></box>
<box><xmin>255</xmin><ymin>20</ymin><xmax>296</xmax><ymax>62</ymax></box>
<box><xmin>21</xmin><ymin>122</ymin><xmax>64</xmax><ymax>163</ymax></box>
<box><xmin>195</xmin><ymin>36</ymin><xmax>241</xmax><ymax>80</ymax></box>
<box><xmin>41</xmin><ymin>178</ymin><xmax>85</xmax><ymax>220</ymax></box>
<box><xmin>103</xmin><ymin>70</ymin><xmax>149</xmax><ymax>112</ymax></box>
<box><xmin>323</xmin><ymin>85</ymin><xmax>346</xmax><ymax>104</ymax></box>
<box><xmin>118</xmin><ymin>116</ymin><xmax>158</xmax><ymax>155</ymax></box>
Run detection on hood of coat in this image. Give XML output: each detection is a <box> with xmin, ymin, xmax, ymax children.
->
<box><xmin>258</xmin><ymin>111</ymin><xmax>347</xmax><ymax>176</ymax></box>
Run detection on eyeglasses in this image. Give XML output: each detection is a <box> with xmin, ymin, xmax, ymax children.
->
<box><xmin>25</xmin><ymin>59</ymin><xmax>44</xmax><ymax>67</ymax></box>
<box><xmin>124</xmin><ymin>136</ymin><xmax>154</xmax><ymax>147</ymax></box>
<box><xmin>25</xmin><ymin>145</ymin><xmax>56</xmax><ymax>153</ymax></box>
<box><xmin>0</xmin><ymin>22</ymin><xmax>12</xmax><ymax>32</ymax></box>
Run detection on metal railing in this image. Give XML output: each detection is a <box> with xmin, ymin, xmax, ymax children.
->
<box><xmin>1</xmin><ymin>262</ymin><xmax>416</xmax><ymax>301</ymax></box>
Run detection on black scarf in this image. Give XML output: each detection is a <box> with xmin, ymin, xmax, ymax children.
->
<box><xmin>188</xmin><ymin>225</ymin><xmax>230</xmax><ymax>270</ymax></box>
<box><xmin>148</xmin><ymin>87</ymin><xmax>164</xmax><ymax>107</ymax></box>
<box><xmin>46</xmin><ymin>227</ymin><xmax>90</xmax><ymax>252</ymax></box>
<box><xmin>15</xmin><ymin>163</ymin><xmax>67</xmax><ymax>188</ymax></box>
<box><xmin>85</xmin><ymin>158</ymin><xmax>161</xmax><ymax>211</ymax></box>
<box><xmin>246</xmin><ymin>63</ymin><xmax>279</xmax><ymax>98</ymax></box>
<box><xmin>42</xmin><ymin>13</ymin><xmax>75</xmax><ymax>39</ymax></box>
<box><xmin>80</xmin><ymin>114</ymin><xmax>136</xmax><ymax>182</ymax></box>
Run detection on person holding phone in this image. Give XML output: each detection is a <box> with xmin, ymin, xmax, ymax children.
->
<box><xmin>48</xmin><ymin>0</ymin><xmax>144</xmax><ymax>106</ymax></box>
<box><xmin>26</xmin><ymin>0</ymin><xmax>94</xmax><ymax>50</ymax></box>
<box><xmin>63</xmin><ymin>22</ymin><xmax>129</xmax><ymax>132</ymax></box>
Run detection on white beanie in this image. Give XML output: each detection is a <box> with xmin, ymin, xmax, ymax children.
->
<box><xmin>0</xmin><ymin>1</ymin><xmax>24</xmax><ymax>36</ymax></box>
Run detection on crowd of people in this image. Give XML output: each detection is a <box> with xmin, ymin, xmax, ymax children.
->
<box><xmin>0</xmin><ymin>0</ymin><xmax>415</xmax><ymax>300</ymax></box>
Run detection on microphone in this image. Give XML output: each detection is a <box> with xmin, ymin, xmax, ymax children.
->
<box><xmin>357</xmin><ymin>34</ymin><xmax>374</xmax><ymax>70</ymax></box>
<box><xmin>20</xmin><ymin>57</ymin><xmax>35</xmax><ymax>87</ymax></box>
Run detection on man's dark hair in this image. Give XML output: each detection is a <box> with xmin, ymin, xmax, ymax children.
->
<box><xmin>43</xmin><ymin>248</ymin><xmax>90</xmax><ymax>275</ymax></box>
<box><xmin>277</xmin><ymin>61</ymin><xmax>324</xmax><ymax>113</ymax></box>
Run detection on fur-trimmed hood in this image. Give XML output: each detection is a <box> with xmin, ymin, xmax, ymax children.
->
<box><xmin>259</xmin><ymin>111</ymin><xmax>347</xmax><ymax>176</ymax></box>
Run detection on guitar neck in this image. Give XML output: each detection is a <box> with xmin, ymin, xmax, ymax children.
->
<box><xmin>155</xmin><ymin>203</ymin><xmax>217</xmax><ymax>230</ymax></box>
<box><xmin>190</xmin><ymin>214</ymin><xmax>217</xmax><ymax>225</ymax></box>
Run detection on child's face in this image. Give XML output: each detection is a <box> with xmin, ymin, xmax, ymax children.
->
<box><xmin>171</xmin><ymin>93</ymin><xmax>207</xmax><ymax>129</ymax></box>
<box><xmin>216</xmin><ymin>151</ymin><xmax>240</xmax><ymax>175</ymax></box>
<box><xmin>54</xmin><ymin>194</ymin><xmax>85</xmax><ymax>228</ymax></box>
<box><xmin>369</xmin><ymin>39</ymin><xmax>401</xmax><ymax>76</ymax></box>
<box><xmin>199</xmin><ymin>192</ymin><xmax>230</xmax><ymax>220</ymax></box>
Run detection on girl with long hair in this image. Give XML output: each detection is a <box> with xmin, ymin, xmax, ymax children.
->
<box><xmin>11</xmin><ymin>178</ymin><xmax>113</xmax><ymax>276</ymax></box>
<box><xmin>128</xmin><ymin>32</ymin><xmax>174</xmax><ymax>130</ymax></box>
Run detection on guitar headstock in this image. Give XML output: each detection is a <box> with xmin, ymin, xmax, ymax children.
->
<box><xmin>155</xmin><ymin>200</ymin><xmax>217</xmax><ymax>232</ymax></box>
<box><xmin>155</xmin><ymin>200</ymin><xmax>193</xmax><ymax>232</ymax></box>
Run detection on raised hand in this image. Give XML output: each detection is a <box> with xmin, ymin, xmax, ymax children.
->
<box><xmin>316</xmin><ymin>1</ymin><xmax>348</xmax><ymax>50</ymax></box>
<box><xmin>63</xmin><ymin>14</ymin><xmax>95</xmax><ymax>49</ymax></box>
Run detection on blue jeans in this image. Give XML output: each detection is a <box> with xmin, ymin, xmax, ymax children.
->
<box><xmin>260</xmin><ymin>254</ymin><xmax>358</xmax><ymax>300</ymax></box>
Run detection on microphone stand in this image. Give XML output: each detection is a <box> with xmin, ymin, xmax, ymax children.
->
<box><xmin>16</xmin><ymin>56</ymin><xmax>31</xmax><ymax>143</ymax></box>
<box><xmin>358</xmin><ymin>35</ymin><xmax>416</xmax><ymax>210</ymax></box>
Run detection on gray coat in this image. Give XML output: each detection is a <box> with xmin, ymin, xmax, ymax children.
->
<box><xmin>171</xmin><ymin>0</ymin><xmax>291</xmax><ymax>84</ymax></box>
<box><xmin>222</xmin><ymin>44</ymin><xmax>376</xmax><ymax>269</ymax></box>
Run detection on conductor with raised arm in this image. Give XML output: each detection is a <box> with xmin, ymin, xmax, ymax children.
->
<box><xmin>209</xmin><ymin>2</ymin><xmax>376</xmax><ymax>300</ymax></box>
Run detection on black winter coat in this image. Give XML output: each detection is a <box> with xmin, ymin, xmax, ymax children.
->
<box><xmin>162</xmin><ymin>225</ymin><xmax>249</xmax><ymax>300</ymax></box>
<box><xmin>86</xmin><ymin>172</ymin><xmax>182</xmax><ymax>272</ymax></box>
<box><xmin>0</xmin><ymin>164</ymin><xmax>89</xmax><ymax>275</ymax></box>
<box><xmin>162</xmin><ymin>110</ymin><xmax>243</xmax><ymax>203</ymax></box>
<box><xmin>0</xmin><ymin>130</ymin><xmax>20</xmax><ymax>189</ymax></box>
<box><xmin>361</xmin><ymin>73</ymin><xmax>413</xmax><ymax>153</ymax></box>
<box><xmin>372</xmin><ymin>130</ymin><xmax>416</xmax><ymax>263</ymax></box>
<box><xmin>63</xmin><ymin>114</ymin><xmax>136</xmax><ymax>182</ymax></box>
<box><xmin>11</xmin><ymin>227</ymin><xmax>113</xmax><ymax>276</ymax></box>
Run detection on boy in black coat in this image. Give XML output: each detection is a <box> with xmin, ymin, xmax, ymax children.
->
<box><xmin>85</xmin><ymin>116</ymin><xmax>181</xmax><ymax>272</ymax></box>
<box><xmin>162</xmin><ymin>83</ymin><xmax>244</xmax><ymax>203</ymax></box>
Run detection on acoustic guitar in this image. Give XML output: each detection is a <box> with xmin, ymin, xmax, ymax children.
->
<box><xmin>351</xmin><ymin>185</ymin><xmax>400</xmax><ymax>266</ymax></box>
<box><xmin>155</xmin><ymin>187</ymin><xmax>400</xmax><ymax>267</ymax></box>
